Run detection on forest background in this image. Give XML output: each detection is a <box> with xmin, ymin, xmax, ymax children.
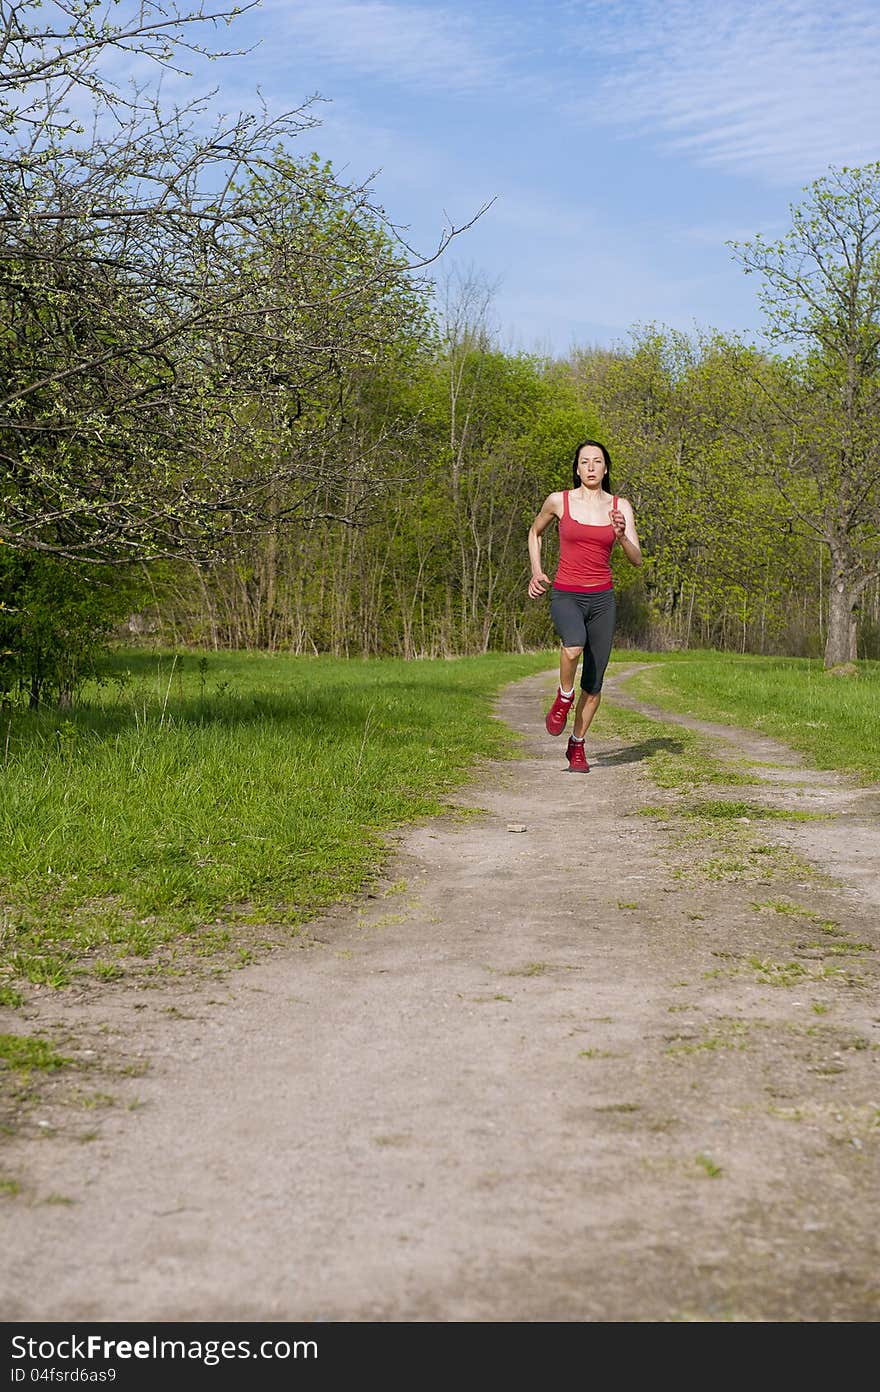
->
<box><xmin>2</xmin><ymin>1</ymin><xmax>880</xmax><ymax>708</ymax></box>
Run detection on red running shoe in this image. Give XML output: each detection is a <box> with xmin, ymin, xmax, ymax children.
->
<box><xmin>545</xmin><ymin>687</ymin><xmax>575</xmax><ymax>735</ymax></box>
<box><xmin>566</xmin><ymin>736</ymin><xmax>590</xmax><ymax>772</ymax></box>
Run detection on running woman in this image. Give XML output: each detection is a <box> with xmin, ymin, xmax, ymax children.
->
<box><xmin>527</xmin><ymin>440</ymin><xmax>642</xmax><ymax>771</ymax></box>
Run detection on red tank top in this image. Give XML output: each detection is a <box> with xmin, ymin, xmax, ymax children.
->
<box><xmin>554</xmin><ymin>491</ymin><xmax>617</xmax><ymax>593</ymax></box>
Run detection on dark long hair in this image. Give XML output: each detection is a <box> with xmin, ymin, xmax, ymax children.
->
<box><xmin>571</xmin><ymin>439</ymin><xmax>612</xmax><ymax>493</ymax></box>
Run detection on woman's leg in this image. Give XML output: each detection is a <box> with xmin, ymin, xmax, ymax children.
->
<box><xmin>572</xmin><ymin>592</ymin><xmax>616</xmax><ymax>739</ymax></box>
<box><xmin>572</xmin><ymin>689</ymin><xmax>601</xmax><ymax>739</ymax></box>
<box><xmin>559</xmin><ymin>644</ymin><xmax>583</xmax><ymax>692</ymax></box>
<box><xmin>549</xmin><ymin>591</ymin><xmax>586</xmax><ymax>691</ymax></box>
<box><xmin>546</xmin><ymin>591</ymin><xmax>587</xmax><ymax>734</ymax></box>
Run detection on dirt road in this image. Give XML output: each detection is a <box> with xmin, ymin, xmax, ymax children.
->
<box><xmin>3</xmin><ymin>667</ymin><xmax>879</xmax><ymax>1321</ymax></box>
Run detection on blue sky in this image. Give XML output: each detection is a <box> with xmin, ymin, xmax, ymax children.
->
<box><xmin>195</xmin><ymin>0</ymin><xmax>880</xmax><ymax>354</ymax></box>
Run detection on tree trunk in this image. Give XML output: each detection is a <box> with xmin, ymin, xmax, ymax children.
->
<box><xmin>824</xmin><ymin>552</ymin><xmax>858</xmax><ymax>666</ymax></box>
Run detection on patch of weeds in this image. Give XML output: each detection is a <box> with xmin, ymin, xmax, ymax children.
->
<box><xmin>600</xmin><ymin>701</ymin><xmax>751</xmax><ymax>792</ymax></box>
<box><xmin>811</xmin><ymin>1002</ymin><xmax>830</xmax><ymax>1015</ymax></box>
<box><xmin>193</xmin><ymin>928</ymin><xmax>232</xmax><ymax>956</ymax></box>
<box><xmin>649</xmin><ymin>747</ymin><xmax>752</xmax><ymax>792</ymax></box>
<box><xmin>69</xmin><ymin>1090</ymin><xmax>115</xmax><ymax>1109</ymax></box>
<box><xmin>666</xmin><ymin>1034</ymin><xmax>742</xmax><ymax>1057</ymax></box>
<box><xmin>0</xmin><ymin>1034</ymin><xmax>71</xmax><ymax>1073</ymax></box>
<box><xmin>382</xmin><ymin>880</ymin><xmax>407</xmax><ymax>897</ymax></box>
<box><xmin>801</xmin><ymin>941</ymin><xmax>874</xmax><ymax>957</ymax></box>
<box><xmin>578</xmin><ymin>1048</ymin><xmax>617</xmax><ymax>1059</ymax></box>
<box><xmin>685</xmin><ymin>799</ymin><xmax>826</xmax><ymax>822</ymax></box>
<box><xmin>678</xmin><ymin>831</ymin><xmax>821</xmax><ymax>887</ymax></box>
<box><xmin>686</xmin><ymin>913</ymin><xmax>704</xmax><ymax>921</ymax></box>
<box><xmin>444</xmin><ymin>805</ymin><xmax>488</xmax><ymax>824</ymax></box>
<box><xmin>701</xmin><ymin>856</ymin><xmax>751</xmax><ymax>880</ymax></box>
<box><xmin>747</xmin><ymin>956</ymin><xmax>847</xmax><ymax>987</ymax></box>
<box><xmin>506</xmin><ymin>962</ymin><xmax>551</xmax><ymax>977</ymax></box>
<box><xmin>636</xmin><ymin>806</ymin><xmax>671</xmax><ymax>817</ymax></box>
<box><xmin>751</xmin><ymin>897</ymin><xmax>819</xmax><ymax>917</ymax></box>
<box><xmin>0</xmin><ymin>1177</ymin><xmax>21</xmax><ymax>1197</ymax></box>
<box><xmin>0</xmin><ymin>985</ymin><xmax>24</xmax><ymax>1007</ymax></box>
<box><xmin>617</xmin><ymin>901</ymin><xmax>639</xmax><ymax>910</ymax></box>
<box><xmin>666</xmin><ymin>1018</ymin><xmax>752</xmax><ymax>1056</ymax></box>
<box><xmin>8</xmin><ymin>952</ymin><xmax>71</xmax><ymax>988</ymax></box>
<box><xmin>92</xmin><ymin>961</ymin><xmax>124</xmax><ymax>981</ymax></box>
<box><xmin>837</xmin><ymin>1034</ymin><xmax>871</xmax><ymax>1052</ymax></box>
<box><xmin>365</xmin><ymin>913</ymin><xmax>406</xmax><ymax>930</ymax></box>
<box><xmin>695</xmin><ymin>1153</ymin><xmax>723</xmax><ymax>1178</ymax></box>
<box><xmin>594</xmin><ymin>1102</ymin><xmax>640</xmax><ymax>1113</ymax></box>
<box><xmin>768</xmin><ymin>1104</ymin><xmax>803</xmax><ymax>1121</ymax></box>
<box><xmin>43</xmin><ymin>1194</ymin><xmax>75</xmax><ymax>1206</ymax></box>
<box><xmin>667</xmin><ymin>1004</ymin><xmax>693</xmax><ymax>1013</ymax></box>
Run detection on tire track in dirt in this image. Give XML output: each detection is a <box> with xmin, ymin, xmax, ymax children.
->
<box><xmin>2</xmin><ymin>667</ymin><xmax>879</xmax><ymax>1321</ymax></box>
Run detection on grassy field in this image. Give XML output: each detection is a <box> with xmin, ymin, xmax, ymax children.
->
<box><xmin>3</xmin><ymin>644</ymin><xmax>877</xmax><ymax>1006</ymax></box>
<box><xmin>0</xmin><ymin>649</ymin><xmax>556</xmax><ymax>1000</ymax></box>
<box><xmin>615</xmin><ymin>652</ymin><xmax>880</xmax><ymax>782</ymax></box>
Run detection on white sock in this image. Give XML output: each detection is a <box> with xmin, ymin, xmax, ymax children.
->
<box><xmin>560</xmin><ymin>686</ymin><xmax>575</xmax><ymax>698</ymax></box>
<box><xmin>570</xmin><ymin>735</ymin><xmax>585</xmax><ymax>743</ymax></box>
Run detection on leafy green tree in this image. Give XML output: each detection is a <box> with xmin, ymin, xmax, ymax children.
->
<box><xmin>570</xmin><ymin>328</ymin><xmax>816</xmax><ymax>652</ymax></box>
<box><xmin>0</xmin><ymin>549</ymin><xmax>142</xmax><ymax>706</ymax></box>
<box><xmin>731</xmin><ymin>163</ymin><xmax>880</xmax><ymax>666</ymax></box>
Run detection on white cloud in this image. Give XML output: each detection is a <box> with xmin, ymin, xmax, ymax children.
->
<box><xmin>566</xmin><ymin>0</ymin><xmax>880</xmax><ymax>182</ymax></box>
<box><xmin>264</xmin><ymin>0</ymin><xmax>528</xmax><ymax>95</ymax></box>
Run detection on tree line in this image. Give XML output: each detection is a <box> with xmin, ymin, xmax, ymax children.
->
<box><xmin>2</xmin><ymin>4</ymin><xmax>879</xmax><ymax>705</ymax></box>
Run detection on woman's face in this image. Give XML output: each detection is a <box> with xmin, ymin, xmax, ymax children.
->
<box><xmin>577</xmin><ymin>447</ymin><xmax>606</xmax><ymax>486</ymax></box>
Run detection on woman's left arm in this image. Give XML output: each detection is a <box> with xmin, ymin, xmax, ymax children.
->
<box><xmin>609</xmin><ymin>498</ymin><xmax>642</xmax><ymax>567</ymax></box>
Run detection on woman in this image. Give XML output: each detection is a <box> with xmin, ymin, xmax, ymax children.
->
<box><xmin>527</xmin><ymin>439</ymin><xmax>642</xmax><ymax>772</ymax></box>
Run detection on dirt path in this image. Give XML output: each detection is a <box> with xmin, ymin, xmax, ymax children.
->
<box><xmin>2</xmin><ymin>667</ymin><xmax>879</xmax><ymax>1322</ymax></box>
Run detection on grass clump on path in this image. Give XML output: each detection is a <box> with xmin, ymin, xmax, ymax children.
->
<box><xmin>619</xmin><ymin>654</ymin><xmax>880</xmax><ymax>782</ymax></box>
<box><xmin>0</xmin><ymin>1035</ymin><xmax>71</xmax><ymax>1074</ymax></box>
<box><xmin>598</xmin><ymin>687</ymin><xmax>822</xmax><ymax>887</ymax></box>
<box><xmin>0</xmin><ymin>649</ymin><xmax>554</xmax><ymax>993</ymax></box>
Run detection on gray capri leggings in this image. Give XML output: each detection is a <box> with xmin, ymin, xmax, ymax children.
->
<box><xmin>549</xmin><ymin>587</ymin><xmax>616</xmax><ymax>694</ymax></box>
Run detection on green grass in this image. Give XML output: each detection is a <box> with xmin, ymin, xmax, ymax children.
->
<box><xmin>597</xmin><ymin>690</ymin><xmax>826</xmax><ymax>884</ymax></box>
<box><xmin>0</xmin><ymin>1034</ymin><xmax>71</xmax><ymax>1073</ymax></box>
<box><xmin>695</xmin><ymin>1154</ymin><xmax>723</xmax><ymax>1178</ymax></box>
<box><xmin>683</xmin><ymin>799</ymin><xmax>825</xmax><ymax>822</ymax></box>
<box><xmin>592</xmin><ymin>700</ymin><xmax>752</xmax><ymax>791</ymax></box>
<box><xmin>0</xmin><ymin>649</ymin><xmax>555</xmax><ymax>989</ymax></box>
<box><xmin>619</xmin><ymin>653</ymin><xmax>880</xmax><ymax>781</ymax></box>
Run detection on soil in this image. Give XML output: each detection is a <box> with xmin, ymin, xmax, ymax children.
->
<box><xmin>2</xmin><ymin>665</ymin><xmax>879</xmax><ymax>1323</ymax></box>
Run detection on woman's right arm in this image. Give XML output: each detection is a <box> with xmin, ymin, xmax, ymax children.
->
<box><xmin>527</xmin><ymin>493</ymin><xmax>562</xmax><ymax>598</ymax></box>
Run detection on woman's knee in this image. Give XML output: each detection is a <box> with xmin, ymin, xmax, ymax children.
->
<box><xmin>562</xmin><ymin>644</ymin><xmax>584</xmax><ymax>660</ymax></box>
